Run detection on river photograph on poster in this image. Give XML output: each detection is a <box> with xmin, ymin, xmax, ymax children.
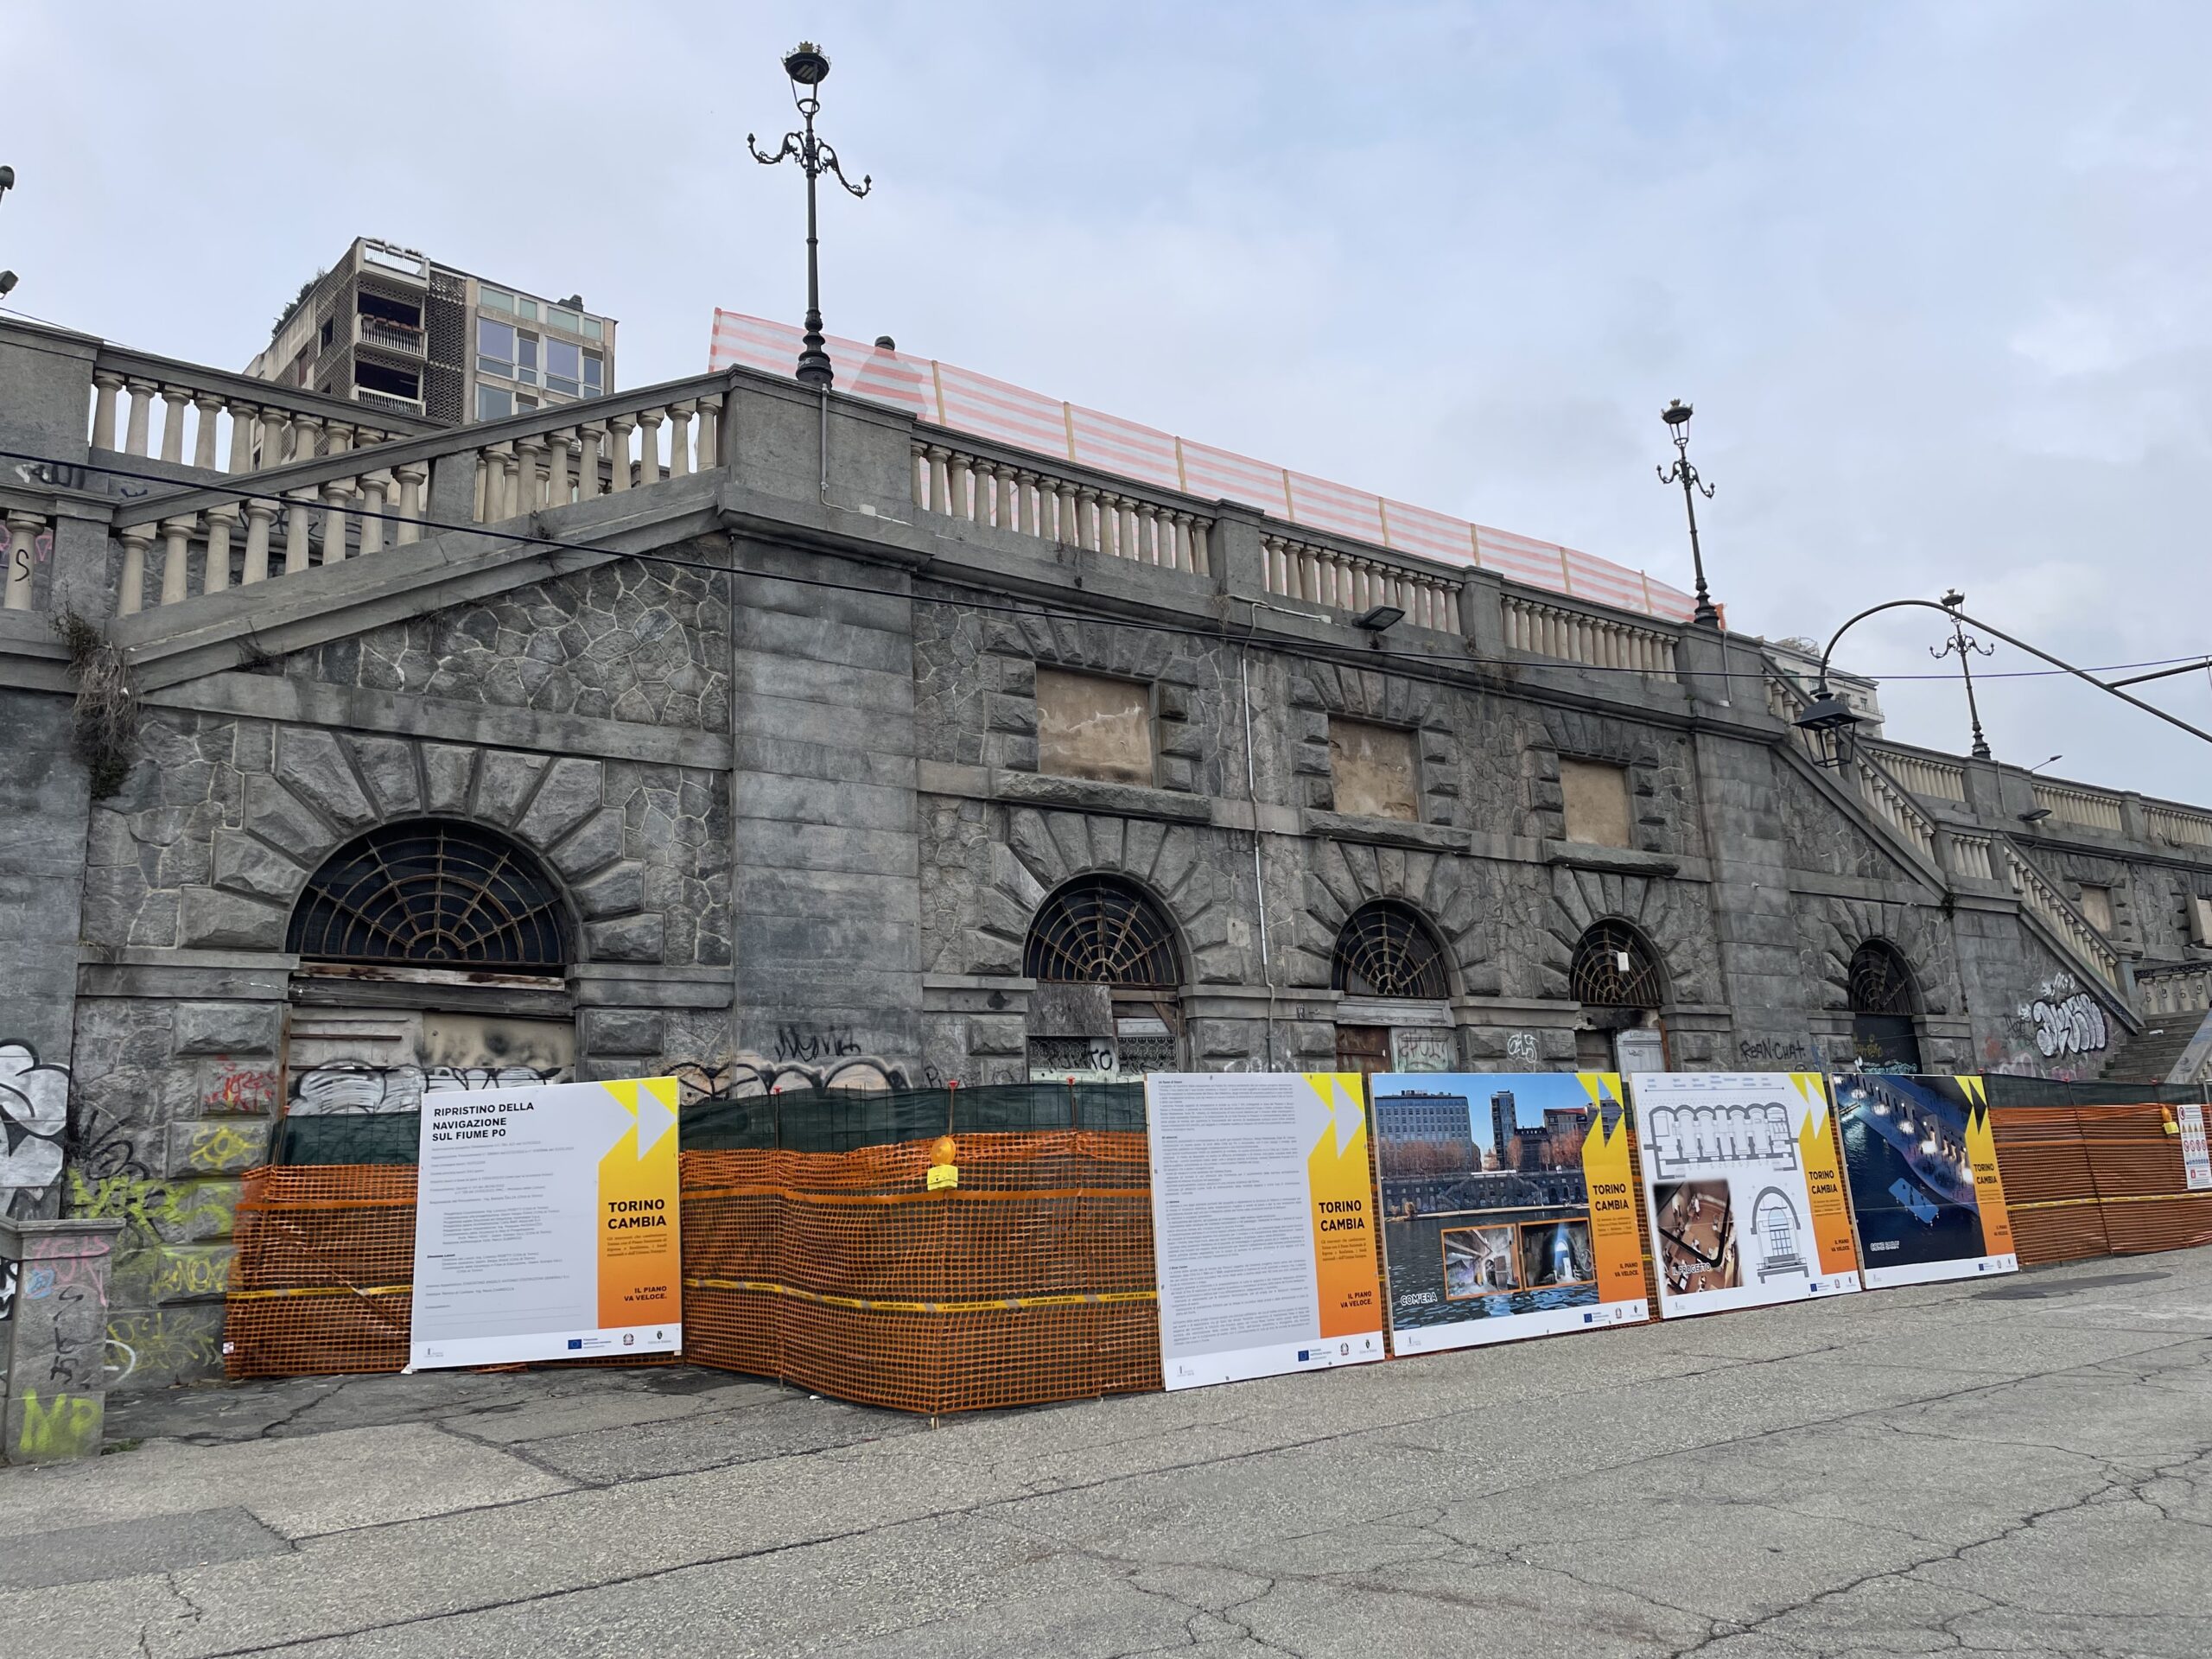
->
<box><xmin>1371</xmin><ymin>1071</ymin><xmax>1649</xmax><ymax>1353</ymax></box>
<box><xmin>1832</xmin><ymin>1073</ymin><xmax>2018</xmax><ymax>1287</ymax></box>
<box><xmin>1629</xmin><ymin>1071</ymin><xmax>1863</xmax><ymax>1319</ymax></box>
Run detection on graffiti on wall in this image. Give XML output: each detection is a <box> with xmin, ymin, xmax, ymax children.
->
<box><xmin>671</xmin><ymin>1053</ymin><xmax>912</xmax><ymax>1101</ymax></box>
<box><xmin>287</xmin><ymin>1062</ymin><xmax>572</xmax><ymax>1115</ymax></box>
<box><xmin>1</xmin><ymin>1042</ymin><xmax>70</xmax><ymax>1218</ymax></box>
<box><xmin>2019</xmin><ymin>973</ymin><xmax>2111</xmax><ymax>1060</ymax></box>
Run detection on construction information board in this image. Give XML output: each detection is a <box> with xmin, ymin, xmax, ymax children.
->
<box><xmin>409</xmin><ymin>1077</ymin><xmax>683</xmax><ymax>1370</ymax></box>
<box><xmin>1145</xmin><ymin>1072</ymin><xmax>1386</xmax><ymax>1390</ymax></box>
<box><xmin>1629</xmin><ymin>1071</ymin><xmax>1863</xmax><ymax>1319</ymax></box>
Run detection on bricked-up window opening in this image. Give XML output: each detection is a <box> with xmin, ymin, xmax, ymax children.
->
<box><xmin>1024</xmin><ymin>877</ymin><xmax>1180</xmax><ymax>988</ymax></box>
<box><xmin>1848</xmin><ymin>938</ymin><xmax>1923</xmax><ymax>1073</ymax></box>
<box><xmin>288</xmin><ymin>820</ymin><xmax>568</xmax><ymax>970</ymax></box>
<box><xmin>2076</xmin><ymin>884</ymin><xmax>2113</xmax><ymax>935</ymax></box>
<box><xmin>1332</xmin><ymin>901</ymin><xmax>1450</xmax><ymax>998</ymax></box>
<box><xmin>1570</xmin><ymin>921</ymin><xmax>1664</xmax><ymax>1009</ymax></box>
<box><xmin>1560</xmin><ymin>758</ymin><xmax>1632</xmax><ymax>849</ymax></box>
<box><xmin>1035</xmin><ymin>668</ymin><xmax>1154</xmax><ymax>786</ymax></box>
<box><xmin>1328</xmin><ymin>718</ymin><xmax>1419</xmax><ymax>820</ymax></box>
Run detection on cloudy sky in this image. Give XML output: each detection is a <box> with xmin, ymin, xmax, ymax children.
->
<box><xmin>10</xmin><ymin>2</ymin><xmax>2209</xmax><ymax>796</ymax></box>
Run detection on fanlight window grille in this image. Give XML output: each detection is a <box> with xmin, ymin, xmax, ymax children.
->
<box><xmin>288</xmin><ymin>820</ymin><xmax>568</xmax><ymax>970</ymax></box>
<box><xmin>1023</xmin><ymin>877</ymin><xmax>1180</xmax><ymax>988</ymax></box>
<box><xmin>1847</xmin><ymin>940</ymin><xmax>1917</xmax><ymax>1015</ymax></box>
<box><xmin>1332</xmin><ymin>901</ymin><xmax>1450</xmax><ymax>999</ymax></box>
<box><xmin>1569</xmin><ymin>921</ymin><xmax>1665</xmax><ymax>1008</ymax></box>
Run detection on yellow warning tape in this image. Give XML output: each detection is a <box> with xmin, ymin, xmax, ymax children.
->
<box><xmin>229</xmin><ymin>1282</ymin><xmax>411</xmax><ymax>1301</ymax></box>
<box><xmin>2009</xmin><ymin>1192</ymin><xmax>2212</xmax><ymax>1212</ymax></box>
<box><xmin>682</xmin><ymin>1276</ymin><xmax>1155</xmax><ymax>1316</ymax></box>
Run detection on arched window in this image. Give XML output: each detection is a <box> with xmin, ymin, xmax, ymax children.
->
<box><xmin>288</xmin><ymin>820</ymin><xmax>568</xmax><ymax>970</ymax></box>
<box><xmin>1332</xmin><ymin>901</ymin><xmax>1450</xmax><ymax>999</ymax></box>
<box><xmin>1569</xmin><ymin>920</ymin><xmax>1665</xmax><ymax>1009</ymax></box>
<box><xmin>1023</xmin><ymin>876</ymin><xmax>1180</xmax><ymax>988</ymax></box>
<box><xmin>1847</xmin><ymin>939</ymin><xmax>1922</xmax><ymax>1072</ymax></box>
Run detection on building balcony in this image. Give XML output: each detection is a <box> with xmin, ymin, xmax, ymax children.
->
<box><xmin>356</xmin><ymin>315</ymin><xmax>427</xmax><ymax>359</ymax></box>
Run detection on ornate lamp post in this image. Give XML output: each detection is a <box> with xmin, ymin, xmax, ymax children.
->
<box><xmin>1931</xmin><ymin>587</ymin><xmax>1995</xmax><ymax>760</ymax></box>
<box><xmin>748</xmin><ymin>44</ymin><xmax>871</xmax><ymax>390</ymax></box>
<box><xmin>1657</xmin><ymin>399</ymin><xmax>1719</xmax><ymax>627</ymax></box>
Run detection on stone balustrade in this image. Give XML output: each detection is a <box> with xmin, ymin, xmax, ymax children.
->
<box><xmin>2003</xmin><ymin>842</ymin><xmax>2122</xmax><ymax>989</ymax></box>
<box><xmin>1503</xmin><ymin>593</ymin><xmax>1676</xmax><ymax>673</ymax></box>
<box><xmin>910</xmin><ymin>438</ymin><xmax>1213</xmax><ymax>576</ymax></box>
<box><xmin>1262</xmin><ymin>531</ymin><xmax>1459</xmax><ymax>632</ymax></box>
<box><xmin>471</xmin><ymin>391</ymin><xmax>725</xmax><ymax>524</ymax></box>
<box><xmin>2137</xmin><ymin>963</ymin><xmax>2212</xmax><ymax>1018</ymax></box>
<box><xmin>86</xmin><ymin>347</ymin><xmax>435</xmax><ymax>480</ymax></box>
<box><xmin>1945</xmin><ymin>831</ymin><xmax>1996</xmax><ymax>881</ymax></box>
<box><xmin>2146</xmin><ymin>804</ymin><xmax>2212</xmax><ymax>850</ymax></box>
<box><xmin>4</xmin><ymin>510</ymin><xmax>51</xmax><ymax>612</ymax></box>
<box><xmin>1868</xmin><ymin>744</ymin><xmax>1968</xmax><ymax>804</ymax></box>
<box><xmin>2032</xmin><ymin>780</ymin><xmax>2127</xmax><ymax>835</ymax></box>
<box><xmin>1853</xmin><ymin>753</ymin><xmax>1940</xmax><ymax>865</ymax></box>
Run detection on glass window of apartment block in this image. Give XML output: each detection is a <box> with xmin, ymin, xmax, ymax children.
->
<box><xmin>2077</xmin><ymin>884</ymin><xmax>2113</xmax><ymax>933</ymax></box>
<box><xmin>550</xmin><ymin>308</ymin><xmax>582</xmax><ymax>334</ymax></box>
<box><xmin>546</xmin><ymin>338</ymin><xmax>582</xmax><ymax>396</ymax></box>
<box><xmin>1036</xmin><ymin>669</ymin><xmax>1154</xmax><ymax>785</ymax></box>
<box><xmin>1329</xmin><ymin>718</ymin><xmax>1418</xmax><ymax>820</ymax></box>
<box><xmin>480</xmin><ymin>287</ymin><xmax>513</xmax><ymax>314</ymax></box>
<box><xmin>478</xmin><ymin>385</ymin><xmax>513</xmax><ymax>421</ymax></box>
<box><xmin>584</xmin><ymin>353</ymin><xmax>603</xmax><ymax>391</ymax></box>
<box><xmin>1560</xmin><ymin>758</ymin><xmax>1631</xmax><ymax>848</ymax></box>
<box><xmin>517</xmin><ymin>334</ymin><xmax>538</xmax><ymax>385</ymax></box>
<box><xmin>517</xmin><ymin>297</ymin><xmax>538</xmax><ymax>321</ymax></box>
<box><xmin>582</xmin><ymin>316</ymin><xmax>604</xmax><ymax>342</ymax></box>
<box><xmin>478</xmin><ymin>318</ymin><xmax>515</xmax><ymax>377</ymax></box>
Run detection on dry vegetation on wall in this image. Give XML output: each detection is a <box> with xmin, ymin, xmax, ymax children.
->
<box><xmin>56</xmin><ymin>610</ymin><xmax>138</xmax><ymax>798</ymax></box>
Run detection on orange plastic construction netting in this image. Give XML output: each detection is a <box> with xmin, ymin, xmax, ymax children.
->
<box><xmin>1991</xmin><ymin>1103</ymin><xmax>2212</xmax><ymax>1266</ymax></box>
<box><xmin>225</xmin><ymin>1130</ymin><xmax>1161</xmax><ymax>1411</ymax></box>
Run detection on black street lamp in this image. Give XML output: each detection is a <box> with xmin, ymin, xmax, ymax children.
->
<box><xmin>749</xmin><ymin>44</ymin><xmax>871</xmax><ymax>391</ymax></box>
<box><xmin>1657</xmin><ymin>399</ymin><xmax>1719</xmax><ymax>627</ymax></box>
<box><xmin>1931</xmin><ymin>588</ymin><xmax>1996</xmax><ymax>760</ymax></box>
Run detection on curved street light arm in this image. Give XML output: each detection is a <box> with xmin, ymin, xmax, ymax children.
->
<box><xmin>1815</xmin><ymin>599</ymin><xmax>2212</xmax><ymax>749</ymax></box>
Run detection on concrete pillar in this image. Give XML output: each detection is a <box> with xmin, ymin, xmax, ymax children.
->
<box><xmin>191</xmin><ymin>395</ymin><xmax>223</xmax><ymax>469</ymax></box>
<box><xmin>117</xmin><ymin>524</ymin><xmax>154</xmax><ymax>615</ymax></box>
<box><xmin>158</xmin><ymin>386</ymin><xmax>190</xmax><ymax>463</ymax></box>
<box><xmin>159</xmin><ymin>515</ymin><xmax>195</xmax><ymax>607</ymax></box>
<box><xmin>204</xmin><ymin>505</ymin><xmax>238</xmax><ymax>594</ymax></box>
<box><xmin>90</xmin><ymin>372</ymin><xmax>124</xmax><ymax>451</ymax></box>
<box><xmin>241</xmin><ymin>500</ymin><xmax>276</xmax><ymax>584</ymax></box>
<box><xmin>1</xmin><ymin>1218</ymin><xmax>128</xmax><ymax>1464</ymax></box>
<box><xmin>123</xmin><ymin>379</ymin><xmax>156</xmax><ymax>457</ymax></box>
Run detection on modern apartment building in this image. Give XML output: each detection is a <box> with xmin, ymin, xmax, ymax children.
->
<box><xmin>244</xmin><ymin>237</ymin><xmax>617</xmax><ymax>428</ymax></box>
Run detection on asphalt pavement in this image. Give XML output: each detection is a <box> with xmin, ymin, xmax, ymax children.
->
<box><xmin>3</xmin><ymin>1249</ymin><xmax>2208</xmax><ymax>1657</ymax></box>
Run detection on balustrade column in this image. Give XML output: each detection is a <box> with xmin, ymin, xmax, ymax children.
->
<box><xmin>226</xmin><ymin>405</ymin><xmax>256</xmax><ymax>476</ymax></box>
<box><xmin>547</xmin><ymin>431</ymin><xmax>576</xmax><ymax>505</ymax></box>
<box><xmin>3</xmin><ymin>512</ymin><xmax>42</xmax><ymax>611</ymax></box>
<box><xmin>290</xmin><ymin>416</ymin><xmax>323</xmax><ymax>467</ymax></box>
<box><xmin>1075</xmin><ymin>486</ymin><xmax>1100</xmax><ymax>550</ymax></box>
<box><xmin>514</xmin><ymin>436</ymin><xmax>546</xmax><ymax>516</ymax></box>
<box><xmin>90</xmin><ymin>371</ymin><xmax>124</xmax><ymax>451</ymax></box>
<box><xmin>927</xmin><ymin>445</ymin><xmax>952</xmax><ymax>514</ymax></box>
<box><xmin>240</xmin><ymin>501</ymin><xmax>276</xmax><ymax>584</ymax></box>
<box><xmin>695</xmin><ymin>394</ymin><xmax>722</xmax><ymax>469</ymax></box>
<box><xmin>124</xmin><ymin>380</ymin><xmax>156</xmax><ymax>457</ymax></box>
<box><xmin>203</xmin><ymin>506</ymin><xmax>237</xmax><ymax>594</ymax></box>
<box><xmin>157</xmin><ymin>388</ymin><xmax>190</xmax><ymax>464</ymax></box>
<box><xmin>158</xmin><ymin>516</ymin><xmax>195</xmax><ymax>606</ymax></box>
<box><xmin>1057</xmin><ymin>480</ymin><xmax>1079</xmax><ymax>543</ymax></box>
<box><xmin>950</xmin><ymin>453</ymin><xmax>974</xmax><ymax>521</ymax></box>
<box><xmin>576</xmin><ymin>425</ymin><xmax>606</xmax><ymax>501</ymax></box>
<box><xmin>1014</xmin><ymin>470</ymin><xmax>1040</xmax><ymax>537</ymax></box>
<box><xmin>283</xmin><ymin>490</ymin><xmax>315</xmax><ymax>575</ymax></box>
<box><xmin>191</xmin><ymin>395</ymin><xmax>224</xmax><ymax>470</ymax></box>
<box><xmin>320</xmin><ymin>481</ymin><xmax>352</xmax><ymax>564</ymax></box>
<box><xmin>256</xmin><ymin>409</ymin><xmax>289</xmax><ymax>470</ymax></box>
<box><xmin>606</xmin><ymin>416</ymin><xmax>636</xmax><ymax>492</ymax></box>
<box><xmin>118</xmin><ymin>525</ymin><xmax>154</xmax><ymax>615</ymax></box>
<box><xmin>635</xmin><ymin>410</ymin><xmax>664</xmax><ymax>486</ymax></box>
<box><xmin>326</xmin><ymin>423</ymin><xmax>355</xmax><ymax>457</ymax></box>
<box><xmin>358</xmin><ymin>475</ymin><xmax>390</xmax><ymax>559</ymax></box>
<box><xmin>665</xmin><ymin>402</ymin><xmax>695</xmax><ymax>478</ymax></box>
<box><xmin>394</xmin><ymin>464</ymin><xmax>427</xmax><ymax>543</ymax></box>
<box><xmin>486</xmin><ymin>443</ymin><xmax>518</xmax><ymax>520</ymax></box>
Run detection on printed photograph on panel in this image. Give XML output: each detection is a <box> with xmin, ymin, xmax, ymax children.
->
<box><xmin>1833</xmin><ymin>1073</ymin><xmax>2017</xmax><ymax>1287</ymax></box>
<box><xmin>1630</xmin><ymin>1071</ymin><xmax>1864</xmax><ymax>1319</ymax></box>
<box><xmin>1373</xmin><ymin>1071</ymin><xmax>1648</xmax><ymax>1352</ymax></box>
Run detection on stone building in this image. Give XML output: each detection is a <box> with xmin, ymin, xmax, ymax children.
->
<box><xmin>3</xmin><ymin>308</ymin><xmax>2211</xmax><ymax>1389</ymax></box>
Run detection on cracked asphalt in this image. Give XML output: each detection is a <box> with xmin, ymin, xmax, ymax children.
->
<box><xmin>3</xmin><ymin>1249</ymin><xmax>2209</xmax><ymax>1657</ymax></box>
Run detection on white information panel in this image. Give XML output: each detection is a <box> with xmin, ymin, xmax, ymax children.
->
<box><xmin>1145</xmin><ymin>1072</ymin><xmax>1386</xmax><ymax>1390</ymax></box>
<box><xmin>409</xmin><ymin>1077</ymin><xmax>683</xmax><ymax>1370</ymax></box>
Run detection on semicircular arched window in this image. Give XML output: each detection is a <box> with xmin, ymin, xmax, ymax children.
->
<box><xmin>287</xmin><ymin>819</ymin><xmax>569</xmax><ymax>971</ymax></box>
<box><xmin>1023</xmin><ymin>876</ymin><xmax>1181</xmax><ymax>988</ymax></box>
<box><xmin>1332</xmin><ymin>900</ymin><xmax>1450</xmax><ymax>998</ymax></box>
<box><xmin>1569</xmin><ymin>920</ymin><xmax>1665</xmax><ymax>1009</ymax></box>
<box><xmin>1847</xmin><ymin>939</ymin><xmax>1917</xmax><ymax>1015</ymax></box>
